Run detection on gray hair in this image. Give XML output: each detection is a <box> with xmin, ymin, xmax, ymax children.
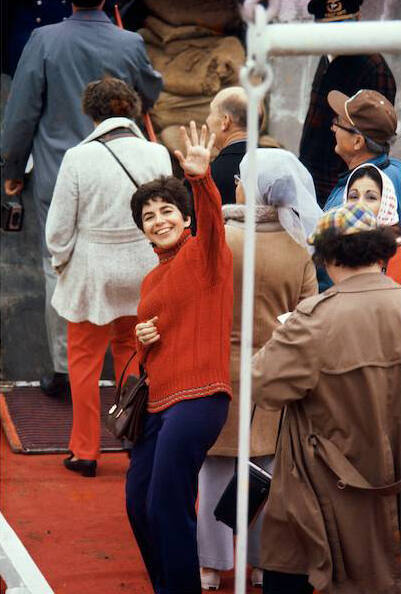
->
<box><xmin>219</xmin><ymin>94</ymin><xmax>248</xmax><ymax>130</ymax></box>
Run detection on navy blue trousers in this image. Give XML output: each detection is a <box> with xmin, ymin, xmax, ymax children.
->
<box><xmin>126</xmin><ymin>393</ymin><xmax>229</xmax><ymax>594</ymax></box>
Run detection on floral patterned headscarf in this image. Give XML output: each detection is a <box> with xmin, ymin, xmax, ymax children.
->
<box><xmin>343</xmin><ymin>163</ymin><xmax>399</xmax><ymax>226</ymax></box>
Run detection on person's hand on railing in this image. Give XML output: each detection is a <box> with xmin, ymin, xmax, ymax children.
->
<box><xmin>174</xmin><ymin>121</ymin><xmax>215</xmax><ymax>178</ymax></box>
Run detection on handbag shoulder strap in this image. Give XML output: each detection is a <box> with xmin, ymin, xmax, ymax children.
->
<box><xmin>115</xmin><ymin>348</ymin><xmax>148</xmax><ymax>404</ymax></box>
<box><xmin>95</xmin><ymin>131</ymin><xmax>140</xmax><ymax>188</ymax></box>
<box><xmin>115</xmin><ymin>351</ymin><xmax>138</xmax><ymax>403</ymax></box>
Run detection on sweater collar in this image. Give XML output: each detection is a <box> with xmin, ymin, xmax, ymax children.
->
<box><xmin>153</xmin><ymin>228</ymin><xmax>192</xmax><ymax>263</ymax></box>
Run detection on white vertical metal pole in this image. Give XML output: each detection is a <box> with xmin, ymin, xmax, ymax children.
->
<box><xmin>235</xmin><ymin>7</ymin><xmax>273</xmax><ymax>594</ymax></box>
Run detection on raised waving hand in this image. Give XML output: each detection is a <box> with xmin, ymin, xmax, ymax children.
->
<box><xmin>174</xmin><ymin>121</ymin><xmax>215</xmax><ymax>177</ymax></box>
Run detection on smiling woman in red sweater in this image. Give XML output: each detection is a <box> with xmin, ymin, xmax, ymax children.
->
<box><xmin>126</xmin><ymin>122</ymin><xmax>233</xmax><ymax>594</ymax></box>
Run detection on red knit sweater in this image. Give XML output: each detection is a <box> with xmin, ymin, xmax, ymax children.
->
<box><xmin>136</xmin><ymin>169</ymin><xmax>233</xmax><ymax>413</ymax></box>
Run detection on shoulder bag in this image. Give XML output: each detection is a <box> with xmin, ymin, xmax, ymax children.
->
<box><xmin>214</xmin><ymin>407</ymin><xmax>283</xmax><ymax>532</ymax></box>
<box><xmin>106</xmin><ymin>351</ymin><xmax>148</xmax><ymax>445</ymax></box>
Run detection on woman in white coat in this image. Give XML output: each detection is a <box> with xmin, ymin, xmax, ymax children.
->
<box><xmin>46</xmin><ymin>78</ymin><xmax>172</xmax><ymax>477</ymax></box>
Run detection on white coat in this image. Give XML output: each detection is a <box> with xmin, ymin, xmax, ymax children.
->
<box><xmin>46</xmin><ymin>117</ymin><xmax>172</xmax><ymax>325</ymax></box>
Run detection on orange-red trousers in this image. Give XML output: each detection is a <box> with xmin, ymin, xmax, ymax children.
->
<box><xmin>67</xmin><ymin>316</ymin><xmax>137</xmax><ymax>460</ymax></box>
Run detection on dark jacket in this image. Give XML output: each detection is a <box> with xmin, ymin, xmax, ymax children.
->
<box><xmin>210</xmin><ymin>140</ymin><xmax>247</xmax><ymax>205</ymax></box>
<box><xmin>299</xmin><ymin>54</ymin><xmax>396</xmax><ymax>208</ymax></box>
<box><xmin>1</xmin><ymin>0</ymin><xmax>71</xmax><ymax>76</ymax></box>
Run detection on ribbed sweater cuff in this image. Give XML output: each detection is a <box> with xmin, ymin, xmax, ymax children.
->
<box><xmin>184</xmin><ymin>167</ymin><xmax>214</xmax><ymax>186</ymax></box>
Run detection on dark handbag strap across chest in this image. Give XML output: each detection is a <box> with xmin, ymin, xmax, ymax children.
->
<box><xmin>94</xmin><ymin>127</ymin><xmax>140</xmax><ymax>188</ymax></box>
<box><xmin>116</xmin><ymin>350</ymin><xmax>146</xmax><ymax>404</ymax></box>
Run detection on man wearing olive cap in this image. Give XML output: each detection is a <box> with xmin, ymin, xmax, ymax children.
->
<box><xmin>324</xmin><ymin>89</ymin><xmax>401</xmax><ymax>217</ymax></box>
<box><xmin>299</xmin><ymin>0</ymin><xmax>396</xmax><ymax>208</ymax></box>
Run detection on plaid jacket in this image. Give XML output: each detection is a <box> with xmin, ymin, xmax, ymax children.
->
<box><xmin>299</xmin><ymin>54</ymin><xmax>396</xmax><ymax>207</ymax></box>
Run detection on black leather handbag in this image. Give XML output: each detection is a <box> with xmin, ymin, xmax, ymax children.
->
<box><xmin>214</xmin><ymin>407</ymin><xmax>283</xmax><ymax>532</ymax></box>
<box><xmin>214</xmin><ymin>460</ymin><xmax>272</xmax><ymax>532</ymax></box>
<box><xmin>106</xmin><ymin>352</ymin><xmax>148</xmax><ymax>445</ymax></box>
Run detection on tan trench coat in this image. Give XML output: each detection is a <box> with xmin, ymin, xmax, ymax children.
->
<box><xmin>253</xmin><ymin>272</ymin><xmax>401</xmax><ymax>594</ymax></box>
<box><xmin>209</xmin><ymin>214</ymin><xmax>317</xmax><ymax>456</ymax></box>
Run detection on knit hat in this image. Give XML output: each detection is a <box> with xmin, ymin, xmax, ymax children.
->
<box><xmin>308</xmin><ymin>0</ymin><xmax>363</xmax><ymax>21</ymax></box>
<box><xmin>328</xmin><ymin>89</ymin><xmax>397</xmax><ymax>145</ymax></box>
<box><xmin>307</xmin><ymin>203</ymin><xmax>377</xmax><ymax>245</ymax></box>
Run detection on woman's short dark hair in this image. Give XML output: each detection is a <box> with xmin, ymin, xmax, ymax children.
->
<box><xmin>82</xmin><ymin>77</ymin><xmax>141</xmax><ymax>122</ymax></box>
<box><xmin>313</xmin><ymin>227</ymin><xmax>397</xmax><ymax>268</ymax></box>
<box><xmin>131</xmin><ymin>176</ymin><xmax>192</xmax><ymax>231</ymax></box>
<box><xmin>347</xmin><ymin>166</ymin><xmax>383</xmax><ymax>196</ymax></box>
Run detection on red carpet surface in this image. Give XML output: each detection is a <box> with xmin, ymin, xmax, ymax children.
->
<box><xmin>1</xmin><ymin>428</ymin><xmax>317</xmax><ymax>593</ymax></box>
<box><xmin>0</xmin><ymin>429</ymin><xmax>151</xmax><ymax>593</ymax></box>
<box><xmin>0</xmin><ymin>429</ymin><xmax>245</xmax><ymax>593</ymax></box>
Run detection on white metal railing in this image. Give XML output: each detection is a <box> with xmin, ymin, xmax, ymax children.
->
<box><xmin>0</xmin><ymin>513</ymin><xmax>54</xmax><ymax>593</ymax></box>
<box><xmin>235</xmin><ymin>7</ymin><xmax>401</xmax><ymax>594</ymax></box>
<box><xmin>255</xmin><ymin>21</ymin><xmax>401</xmax><ymax>57</ymax></box>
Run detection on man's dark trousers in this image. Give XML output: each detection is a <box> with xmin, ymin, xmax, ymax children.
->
<box><xmin>263</xmin><ymin>570</ymin><xmax>314</xmax><ymax>594</ymax></box>
<box><xmin>126</xmin><ymin>393</ymin><xmax>229</xmax><ymax>594</ymax></box>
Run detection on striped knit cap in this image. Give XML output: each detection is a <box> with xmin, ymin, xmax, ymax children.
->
<box><xmin>308</xmin><ymin>203</ymin><xmax>377</xmax><ymax>245</ymax></box>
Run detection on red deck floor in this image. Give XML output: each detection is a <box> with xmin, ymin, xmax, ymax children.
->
<box><xmin>1</xmin><ymin>428</ymin><xmax>153</xmax><ymax>593</ymax></box>
<box><xmin>0</xmin><ymin>429</ymin><xmax>244</xmax><ymax>593</ymax></box>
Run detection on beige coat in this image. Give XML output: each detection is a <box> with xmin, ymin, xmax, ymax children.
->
<box><xmin>209</xmin><ymin>211</ymin><xmax>317</xmax><ymax>456</ymax></box>
<box><xmin>253</xmin><ymin>273</ymin><xmax>401</xmax><ymax>594</ymax></box>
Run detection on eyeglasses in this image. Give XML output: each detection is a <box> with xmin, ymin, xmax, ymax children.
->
<box><xmin>332</xmin><ymin>116</ymin><xmax>358</xmax><ymax>134</ymax></box>
<box><xmin>234</xmin><ymin>174</ymin><xmax>241</xmax><ymax>186</ymax></box>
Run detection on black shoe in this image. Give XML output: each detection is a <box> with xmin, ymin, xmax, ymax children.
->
<box><xmin>40</xmin><ymin>372</ymin><xmax>70</xmax><ymax>397</ymax></box>
<box><xmin>63</xmin><ymin>455</ymin><xmax>97</xmax><ymax>477</ymax></box>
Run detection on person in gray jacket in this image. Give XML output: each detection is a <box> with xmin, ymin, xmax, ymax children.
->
<box><xmin>1</xmin><ymin>0</ymin><xmax>162</xmax><ymax>396</ymax></box>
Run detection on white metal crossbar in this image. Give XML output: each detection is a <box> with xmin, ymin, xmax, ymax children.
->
<box><xmin>256</xmin><ymin>21</ymin><xmax>401</xmax><ymax>57</ymax></box>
